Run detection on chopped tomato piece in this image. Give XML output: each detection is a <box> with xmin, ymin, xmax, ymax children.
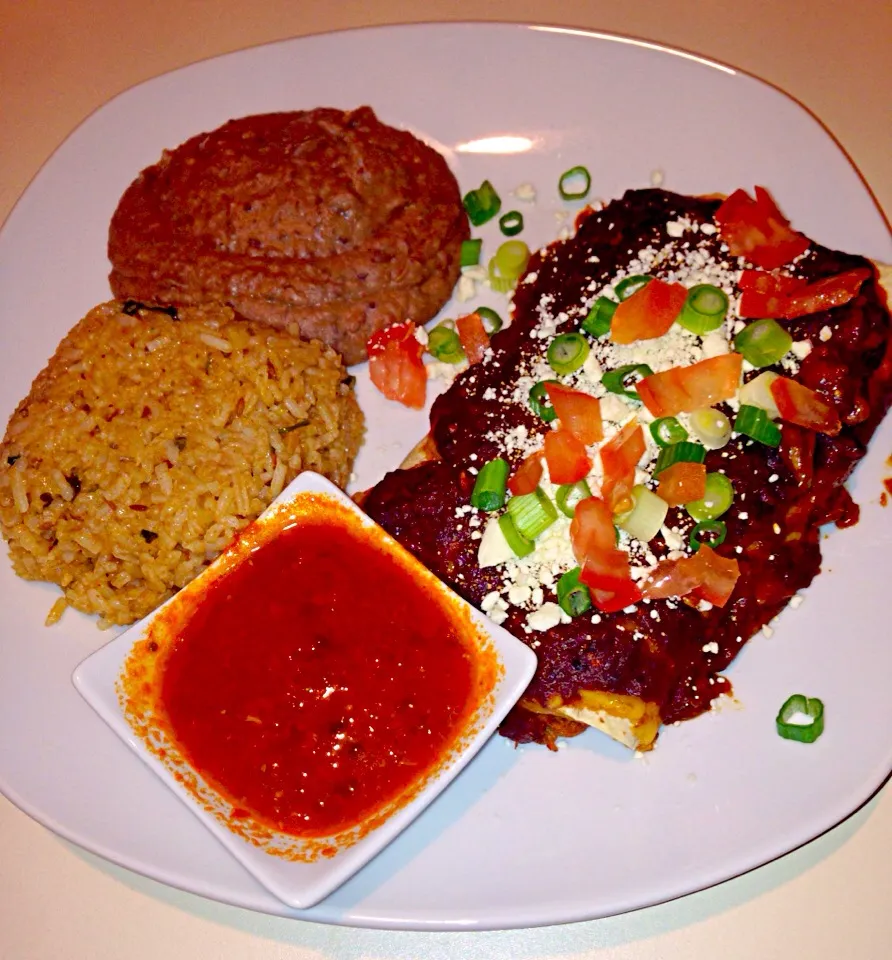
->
<box><xmin>544</xmin><ymin>429</ymin><xmax>591</xmax><ymax>484</ymax></box>
<box><xmin>544</xmin><ymin>382</ymin><xmax>603</xmax><ymax>445</ymax></box>
<box><xmin>636</xmin><ymin>354</ymin><xmax>742</xmax><ymax>418</ymax></box>
<box><xmin>367</xmin><ymin>321</ymin><xmax>427</xmax><ymax>409</ymax></box>
<box><xmin>609</xmin><ymin>278</ymin><xmax>688</xmax><ymax>344</ymax></box>
<box><xmin>740</xmin><ymin>267</ymin><xmax>870</xmax><ymax>319</ymax></box>
<box><xmin>579</xmin><ymin>565</ymin><xmax>643</xmax><ymax>613</ymax></box>
<box><xmin>657</xmin><ymin>461</ymin><xmax>707</xmax><ymax>506</ymax></box>
<box><xmin>770</xmin><ymin>376</ymin><xmax>841</xmax><ymax>436</ymax></box>
<box><xmin>569</xmin><ymin>496</ymin><xmax>616</xmax><ymax>565</ymax></box>
<box><xmin>508</xmin><ymin>451</ymin><xmax>543</xmax><ymax>496</ymax></box>
<box><xmin>688</xmin><ymin>545</ymin><xmax>740</xmax><ymax>607</ymax></box>
<box><xmin>640</xmin><ymin>544</ymin><xmax>740</xmax><ymax>608</ymax></box>
<box><xmin>600</xmin><ymin>419</ymin><xmax>645</xmax><ymax>512</ymax></box>
<box><xmin>714</xmin><ymin>186</ymin><xmax>809</xmax><ymax>270</ymax></box>
<box><xmin>456</xmin><ymin>312</ymin><xmax>490</xmax><ymax>364</ymax></box>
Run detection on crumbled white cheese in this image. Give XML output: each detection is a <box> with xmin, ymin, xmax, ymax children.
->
<box><xmin>791</xmin><ymin>339</ymin><xmax>812</xmax><ymax>359</ymax></box>
<box><xmin>456</xmin><ymin>274</ymin><xmax>477</xmax><ymax>302</ymax></box>
<box><xmin>477</xmin><ymin>518</ymin><xmax>515</xmax><ymax>568</ymax></box>
<box><xmin>413</xmin><ymin>325</ymin><xmax>429</xmax><ymax>346</ymax></box>
<box><xmin>526</xmin><ymin>602</ymin><xmax>568</xmax><ymax>632</ymax></box>
<box><xmin>819</xmin><ymin>325</ymin><xmax>833</xmax><ymax>342</ymax></box>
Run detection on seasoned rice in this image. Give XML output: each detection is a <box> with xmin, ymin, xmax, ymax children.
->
<box><xmin>0</xmin><ymin>300</ymin><xmax>364</xmax><ymax>625</ymax></box>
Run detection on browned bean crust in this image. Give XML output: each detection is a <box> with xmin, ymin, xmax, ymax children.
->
<box><xmin>108</xmin><ymin>106</ymin><xmax>469</xmax><ymax>365</ymax></box>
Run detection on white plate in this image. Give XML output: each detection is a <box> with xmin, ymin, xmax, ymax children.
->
<box><xmin>72</xmin><ymin>472</ymin><xmax>537</xmax><ymax>909</ymax></box>
<box><xmin>1</xmin><ymin>22</ymin><xmax>891</xmax><ymax>931</ymax></box>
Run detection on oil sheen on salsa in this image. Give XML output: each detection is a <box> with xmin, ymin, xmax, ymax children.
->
<box><xmin>156</xmin><ymin>506</ymin><xmax>482</xmax><ymax>840</ymax></box>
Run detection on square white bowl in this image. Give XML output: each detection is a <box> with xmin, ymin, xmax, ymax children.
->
<box><xmin>72</xmin><ymin>471</ymin><xmax>537</xmax><ymax>909</ymax></box>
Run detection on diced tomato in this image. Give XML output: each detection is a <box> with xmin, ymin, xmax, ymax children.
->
<box><xmin>640</xmin><ymin>544</ymin><xmax>740</xmax><ymax>608</ymax></box>
<box><xmin>714</xmin><ymin>186</ymin><xmax>809</xmax><ymax>270</ymax></box>
<box><xmin>507</xmin><ymin>451</ymin><xmax>543</xmax><ymax>496</ymax></box>
<box><xmin>770</xmin><ymin>376</ymin><xmax>841</xmax><ymax>436</ymax></box>
<box><xmin>739</xmin><ymin>267</ymin><xmax>870</xmax><ymax>319</ymax></box>
<box><xmin>687</xmin><ymin>545</ymin><xmax>740</xmax><ymax>607</ymax></box>
<box><xmin>600</xmin><ymin>419</ymin><xmax>645</xmax><ymax>512</ymax></box>
<box><xmin>579</xmin><ymin>565</ymin><xmax>643</xmax><ymax>613</ymax></box>
<box><xmin>569</xmin><ymin>496</ymin><xmax>616</xmax><ymax>565</ymax></box>
<box><xmin>456</xmin><ymin>312</ymin><xmax>490</xmax><ymax>364</ymax></box>
<box><xmin>367</xmin><ymin>321</ymin><xmax>427</xmax><ymax>409</ymax></box>
<box><xmin>609</xmin><ymin>278</ymin><xmax>689</xmax><ymax>344</ymax></box>
<box><xmin>544</xmin><ymin>429</ymin><xmax>591</xmax><ymax>484</ymax></box>
<box><xmin>657</xmin><ymin>461</ymin><xmax>706</xmax><ymax>506</ymax></box>
<box><xmin>636</xmin><ymin>354</ymin><xmax>742</xmax><ymax>418</ymax></box>
<box><xmin>544</xmin><ymin>382</ymin><xmax>603</xmax><ymax>445</ymax></box>
<box><xmin>569</xmin><ymin>498</ymin><xmax>641</xmax><ymax>611</ymax></box>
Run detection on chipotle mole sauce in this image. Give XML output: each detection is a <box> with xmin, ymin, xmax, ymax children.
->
<box><xmin>120</xmin><ymin>494</ymin><xmax>498</xmax><ymax>853</ymax></box>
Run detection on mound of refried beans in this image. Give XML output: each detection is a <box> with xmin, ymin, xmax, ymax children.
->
<box><xmin>108</xmin><ymin>106</ymin><xmax>468</xmax><ymax>364</ymax></box>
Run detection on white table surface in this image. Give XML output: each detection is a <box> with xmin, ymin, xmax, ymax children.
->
<box><xmin>1</xmin><ymin>2</ymin><xmax>890</xmax><ymax>958</ymax></box>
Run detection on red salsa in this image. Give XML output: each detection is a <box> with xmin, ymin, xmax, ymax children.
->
<box><xmin>123</xmin><ymin>495</ymin><xmax>496</xmax><ymax>845</ymax></box>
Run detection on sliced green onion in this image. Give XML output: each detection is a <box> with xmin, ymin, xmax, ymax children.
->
<box><xmin>488</xmin><ymin>239</ymin><xmax>531</xmax><ymax>292</ymax></box>
<box><xmin>498</xmin><ymin>513</ymin><xmax>534</xmax><ymax>558</ymax></box>
<box><xmin>557</xmin><ymin>567</ymin><xmax>592</xmax><ymax>617</ymax></box>
<box><xmin>688</xmin><ymin>407</ymin><xmax>732</xmax><ymax>450</ymax></box>
<box><xmin>601</xmin><ymin>363</ymin><xmax>654</xmax><ymax>400</ymax></box>
<box><xmin>529</xmin><ymin>380</ymin><xmax>559</xmax><ymax>422</ymax></box>
<box><xmin>555</xmin><ymin>480</ymin><xmax>592</xmax><ymax>518</ymax></box>
<box><xmin>460</xmin><ymin>238</ymin><xmax>482</xmax><ymax>267</ymax></box>
<box><xmin>558</xmin><ymin>165</ymin><xmax>591</xmax><ymax>201</ymax></box>
<box><xmin>677</xmin><ymin>284</ymin><xmax>729</xmax><ymax>334</ymax></box>
<box><xmin>689</xmin><ymin>519</ymin><xmax>727</xmax><ymax>552</ymax></box>
<box><xmin>650</xmin><ymin>416</ymin><xmax>688</xmax><ymax>448</ymax></box>
<box><xmin>463</xmin><ymin>180</ymin><xmax>501</xmax><ymax>226</ymax></box>
<box><xmin>470</xmin><ymin>458</ymin><xmax>509</xmax><ymax>512</ymax></box>
<box><xmin>581</xmin><ymin>296</ymin><xmax>617</xmax><ymax>338</ymax></box>
<box><xmin>506</xmin><ymin>488</ymin><xmax>558</xmax><ymax>539</ymax></box>
<box><xmin>547</xmin><ymin>332</ymin><xmax>590</xmax><ymax>375</ymax></box>
<box><xmin>734</xmin><ymin>405</ymin><xmax>782</xmax><ymax>447</ymax></box>
<box><xmin>475</xmin><ymin>306</ymin><xmax>503</xmax><ymax>334</ymax></box>
<box><xmin>427</xmin><ymin>324</ymin><xmax>466</xmax><ymax>364</ymax></box>
<box><xmin>615</xmin><ymin>484</ymin><xmax>669</xmax><ymax>543</ymax></box>
<box><xmin>614</xmin><ymin>275</ymin><xmax>652</xmax><ymax>301</ymax></box>
<box><xmin>734</xmin><ymin>318</ymin><xmax>793</xmax><ymax>368</ymax></box>
<box><xmin>499</xmin><ymin>210</ymin><xmax>524</xmax><ymax>236</ymax></box>
<box><xmin>776</xmin><ymin>694</ymin><xmax>825</xmax><ymax>744</ymax></box>
<box><xmin>686</xmin><ymin>472</ymin><xmax>734</xmax><ymax>523</ymax></box>
<box><xmin>653</xmin><ymin>440</ymin><xmax>707</xmax><ymax>476</ymax></box>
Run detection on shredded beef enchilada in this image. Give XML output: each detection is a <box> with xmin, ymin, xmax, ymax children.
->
<box><xmin>362</xmin><ymin>188</ymin><xmax>892</xmax><ymax>751</ymax></box>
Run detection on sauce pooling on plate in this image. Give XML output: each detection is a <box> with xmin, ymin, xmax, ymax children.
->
<box><xmin>127</xmin><ymin>494</ymin><xmax>498</xmax><ymax>845</ymax></box>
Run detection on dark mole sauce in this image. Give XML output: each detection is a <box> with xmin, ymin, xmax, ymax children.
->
<box><xmin>364</xmin><ymin>189</ymin><xmax>892</xmax><ymax>743</ymax></box>
<box><xmin>151</xmin><ymin>502</ymin><xmax>486</xmax><ymax>839</ymax></box>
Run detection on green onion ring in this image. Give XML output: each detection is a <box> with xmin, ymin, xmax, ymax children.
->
<box><xmin>470</xmin><ymin>458</ymin><xmax>510</xmax><ymax>512</ymax></box>
<box><xmin>689</xmin><ymin>519</ymin><xmax>727</xmax><ymax>552</ymax></box>
<box><xmin>499</xmin><ymin>210</ymin><xmax>524</xmax><ymax>236</ymax></box>
<box><xmin>686</xmin><ymin>472</ymin><xmax>735</xmax><ymax>523</ymax></box>
<box><xmin>529</xmin><ymin>380</ymin><xmax>560</xmax><ymax>422</ymax></box>
<box><xmin>558</xmin><ymin>165</ymin><xmax>591</xmax><ymax>201</ymax></box>
<box><xmin>601</xmin><ymin>363</ymin><xmax>654</xmax><ymax>400</ymax></box>
<box><xmin>776</xmin><ymin>694</ymin><xmax>825</xmax><ymax>744</ymax></box>
<box><xmin>463</xmin><ymin>180</ymin><xmax>501</xmax><ymax>226</ymax></box>
<box><xmin>557</xmin><ymin>566</ymin><xmax>592</xmax><ymax>617</ymax></box>
<box><xmin>734</xmin><ymin>405</ymin><xmax>782</xmax><ymax>447</ymax></box>
<box><xmin>475</xmin><ymin>306</ymin><xmax>503</xmax><ymax>335</ymax></box>
<box><xmin>555</xmin><ymin>480</ymin><xmax>593</xmax><ymax>518</ymax></box>
<box><xmin>460</xmin><ymin>238</ymin><xmax>482</xmax><ymax>267</ymax></box>
<box><xmin>653</xmin><ymin>440</ymin><xmax>707</xmax><ymax>476</ymax></box>
<box><xmin>498</xmin><ymin>513</ymin><xmax>534</xmax><ymax>558</ymax></box>
<box><xmin>614</xmin><ymin>275</ymin><xmax>653</xmax><ymax>301</ymax></box>
<box><xmin>734</xmin><ymin>318</ymin><xmax>793</xmax><ymax>368</ymax></box>
<box><xmin>547</xmin><ymin>332</ymin><xmax>590</xmax><ymax>375</ymax></box>
<box><xmin>581</xmin><ymin>296</ymin><xmax>617</xmax><ymax>338</ymax></box>
<box><xmin>649</xmin><ymin>416</ymin><xmax>688</xmax><ymax>447</ymax></box>
<box><xmin>506</xmin><ymin>488</ymin><xmax>558</xmax><ymax>540</ymax></box>
<box><xmin>677</xmin><ymin>284</ymin><xmax>729</xmax><ymax>334</ymax></box>
<box><xmin>427</xmin><ymin>324</ymin><xmax>466</xmax><ymax>364</ymax></box>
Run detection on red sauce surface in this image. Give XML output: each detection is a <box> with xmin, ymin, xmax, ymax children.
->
<box><xmin>147</xmin><ymin>502</ymin><xmax>488</xmax><ymax>840</ymax></box>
